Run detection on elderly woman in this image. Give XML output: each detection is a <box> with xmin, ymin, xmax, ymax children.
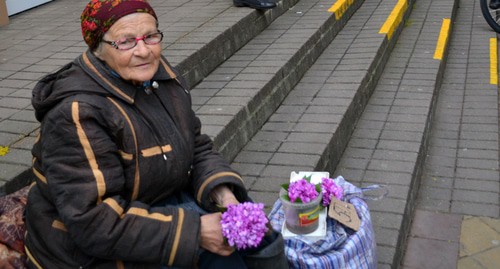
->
<box><xmin>24</xmin><ymin>1</ymin><xmax>287</xmax><ymax>268</ymax></box>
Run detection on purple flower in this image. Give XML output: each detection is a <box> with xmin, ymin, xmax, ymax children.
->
<box><xmin>220</xmin><ymin>202</ymin><xmax>269</xmax><ymax>250</ymax></box>
<box><xmin>288</xmin><ymin>179</ymin><xmax>319</xmax><ymax>203</ymax></box>
<box><xmin>321</xmin><ymin>177</ymin><xmax>344</xmax><ymax>206</ymax></box>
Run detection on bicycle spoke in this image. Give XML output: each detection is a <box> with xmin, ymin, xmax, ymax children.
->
<box><xmin>481</xmin><ymin>0</ymin><xmax>500</xmax><ymax>32</ymax></box>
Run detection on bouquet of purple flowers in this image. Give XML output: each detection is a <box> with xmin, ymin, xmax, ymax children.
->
<box><xmin>281</xmin><ymin>176</ymin><xmax>344</xmax><ymax>207</ymax></box>
<box><xmin>220</xmin><ymin>202</ymin><xmax>269</xmax><ymax>250</ymax></box>
<box><xmin>321</xmin><ymin>177</ymin><xmax>344</xmax><ymax>206</ymax></box>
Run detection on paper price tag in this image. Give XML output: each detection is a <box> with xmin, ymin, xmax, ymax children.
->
<box><xmin>328</xmin><ymin>197</ymin><xmax>360</xmax><ymax>231</ymax></box>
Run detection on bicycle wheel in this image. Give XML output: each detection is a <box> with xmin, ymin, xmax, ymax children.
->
<box><xmin>481</xmin><ymin>0</ymin><xmax>500</xmax><ymax>33</ymax></box>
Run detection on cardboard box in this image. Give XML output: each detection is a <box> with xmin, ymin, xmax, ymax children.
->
<box><xmin>0</xmin><ymin>0</ymin><xmax>8</xmax><ymax>26</ymax></box>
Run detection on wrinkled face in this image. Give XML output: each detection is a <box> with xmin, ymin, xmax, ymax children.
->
<box><xmin>95</xmin><ymin>13</ymin><xmax>161</xmax><ymax>85</ymax></box>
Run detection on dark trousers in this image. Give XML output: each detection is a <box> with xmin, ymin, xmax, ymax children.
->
<box><xmin>158</xmin><ymin>192</ymin><xmax>248</xmax><ymax>269</ymax></box>
<box><xmin>160</xmin><ymin>192</ymin><xmax>287</xmax><ymax>269</ymax></box>
<box><xmin>198</xmin><ymin>251</ymin><xmax>247</xmax><ymax>269</ymax></box>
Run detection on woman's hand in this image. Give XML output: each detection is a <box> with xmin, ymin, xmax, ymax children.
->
<box><xmin>210</xmin><ymin>185</ymin><xmax>239</xmax><ymax>207</ymax></box>
<box><xmin>200</xmin><ymin>184</ymin><xmax>239</xmax><ymax>255</ymax></box>
<box><xmin>200</xmin><ymin>213</ymin><xmax>234</xmax><ymax>256</ymax></box>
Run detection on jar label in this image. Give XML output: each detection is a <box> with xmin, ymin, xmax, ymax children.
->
<box><xmin>298</xmin><ymin>205</ymin><xmax>320</xmax><ymax>226</ymax></box>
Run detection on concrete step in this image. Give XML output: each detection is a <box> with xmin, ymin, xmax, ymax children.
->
<box><xmin>225</xmin><ymin>0</ymin><xmax>456</xmax><ymax>267</ymax></box>
<box><xmin>332</xmin><ymin>0</ymin><xmax>458</xmax><ymax>267</ymax></box>
<box><xmin>163</xmin><ymin>0</ymin><xmax>300</xmax><ymax>88</ymax></box>
<box><xmin>191</xmin><ymin>0</ymin><xmax>364</xmax><ymax>161</ymax></box>
<box><xmin>0</xmin><ymin>0</ymin><xmax>297</xmax><ymax>190</ymax></box>
<box><xmin>230</xmin><ymin>0</ymin><xmax>411</xmax><ymax>207</ymax></box>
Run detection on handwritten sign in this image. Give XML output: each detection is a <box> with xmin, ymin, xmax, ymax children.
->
<box><xmin>328</xmin><ymin>197</ymin><xmax>360</xmax><ymax>231</ymax></box>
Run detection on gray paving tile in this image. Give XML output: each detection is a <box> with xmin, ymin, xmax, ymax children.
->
<box><xmin>409</xmin><ymin>210</ymin><xmax>462</xmax><ymax>241</ymax></box>
<box><xmin>403</xmin><ymin>237</ymin><xmax>459</xmax><ymax>269</ymax></box>
<box><xmin>451</xmin><ymin>201</ymin><xmax>499</xmax><ymax>218</ymax></box>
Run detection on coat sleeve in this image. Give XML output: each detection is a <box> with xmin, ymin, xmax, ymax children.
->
<box><xmin>39</xmin><ymin>99</ymin><xmax>199</xmax><ymax>268</ymax></box>
<box><xmin>189</xmin><ymin>114</ymin><xmax>250</xmax><ymax>211</ymax></box>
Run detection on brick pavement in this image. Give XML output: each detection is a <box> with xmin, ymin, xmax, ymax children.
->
<box><xmin>332</xmin><ymin>0</ymin><xmax>458</xmax><ymax>267</ymax></box>
<box><xmin>402</xmin><ymin>0</ymin><xmax>500</xmax><ymax>268</ymax></box>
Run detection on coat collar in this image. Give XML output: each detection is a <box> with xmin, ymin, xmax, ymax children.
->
<box><xmin>78</xmin><ymin>50</ymin><xmax>180</xmax><ymax>104</ymax></box>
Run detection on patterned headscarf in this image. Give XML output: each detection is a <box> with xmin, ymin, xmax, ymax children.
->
<box><xmin>81</xmin><ymin>0</ymin><xmax>157</xmax><ymax>50</ymax></box>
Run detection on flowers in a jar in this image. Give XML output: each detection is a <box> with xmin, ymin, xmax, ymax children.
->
<box><xmin>220</xmin><ymin>202</ymin><xmax>269</xmax><ymax>250</ymax></box>
<box><xmin>287</xmin><ymin>178</ymin><xmax>320</xmax><ymax>203</ymax></box>
<box><xmin>281</xmin><ymin>176</ymin><xmax>344</xmax><ymax>206</ymax></box>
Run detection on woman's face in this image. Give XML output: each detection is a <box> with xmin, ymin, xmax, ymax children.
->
<box><xmin>95</xmin><ymin>13</ymin><xmax>161</xmax><ymax>85</ymax></box>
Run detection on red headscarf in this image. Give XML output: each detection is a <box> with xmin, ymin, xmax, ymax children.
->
<box><xmin>81</xmin><ymin>0</ymin><xmax>157</xmax><ymax>50</ymax></box>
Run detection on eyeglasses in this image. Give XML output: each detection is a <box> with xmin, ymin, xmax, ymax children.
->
<box><xmin>102</xmin><ymin>32</ymin><xmax>163</xmax><ymax>50</ymax></box>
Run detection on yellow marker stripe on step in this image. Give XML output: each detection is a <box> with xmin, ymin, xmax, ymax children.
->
<box><xmin>490</xmin><ymin>38</ymin><xmax>498</xmax><ymax>85</ymax></box>
<box><xmin>0</xmin><ymin>146</ymin><xmax>8</xmax><ymax>156</ymax></box>
<box><xmin>433</xmin><ymin>18</ymin><xmax>451</xmax><ymax>60</ymax></box>
<box><xmin>379</xmin><ymin>0</ymin><xmax>408</xmax><ymax>40</ymax></box>
<box><xmin>328</xmin><ymin>0</ymin><xmax>354</xmax><ymax>20</ymax></box>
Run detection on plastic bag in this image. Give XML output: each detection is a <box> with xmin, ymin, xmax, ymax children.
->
<box><xmin>268</xmin><ymin>176</ymin><xmax>377</xmax><ymax>269</ymax></box>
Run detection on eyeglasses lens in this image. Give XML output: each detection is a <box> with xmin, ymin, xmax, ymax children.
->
<box><xmin>115</xmin><ymin>33</ymin><xmax>163</xmax><ymax>50</ymax></box>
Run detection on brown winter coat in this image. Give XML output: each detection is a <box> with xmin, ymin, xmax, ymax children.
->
<box><xmin>25</xmin><ymin>50</ymin><xmax>248</xmax><ymax>269</ymax></box>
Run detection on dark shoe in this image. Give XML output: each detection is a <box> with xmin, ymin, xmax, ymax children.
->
<box><xmin>490</xmin><ymin>0</ymin><xmax>500</xmax><ymax>9</ymax></box>
<box><xmin>233</xmin><ymin>0</ymin><xmax>276</xmax><ymax>10</ymax></box>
